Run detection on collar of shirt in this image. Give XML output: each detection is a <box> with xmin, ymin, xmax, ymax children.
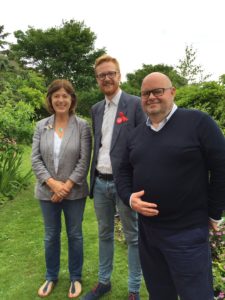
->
<box><xmin>105</xmin><ymin>89</ymin><xmax>122</xmax><ymax>107</ymax></box>
<box><xmin>146</xmin><ymin>103</ymin><xmax>178</xmax><ymax>132</ymax></box>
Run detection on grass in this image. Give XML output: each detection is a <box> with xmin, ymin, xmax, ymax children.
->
<box><xmin>0</xmin><ymin>146</ymin><xmax>148</xmax><ymax>300</ymax></box>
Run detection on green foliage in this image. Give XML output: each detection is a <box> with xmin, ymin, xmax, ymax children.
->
<box><xmin>18</xmin><ymin>86</ymin><xmax>44</xmax><ymax>109</ymax></box>
<box><xmin>209</xmin><ymin>218</ymin><xmax>225</xmax><ymax>299</ymax></box>
<box><xmin>0</xmin><ymin>25</ymin><xmax>9</xmax><ymax>50</ymax></box>
<box><xmin>122</xmin><ymin>64</ymin><xmax>187</xmax><ymax>96</ymax></box>
<box><xmin>219</xmin><ymin>74</ymin><xmax>225</xmax><ymax>85</ymax></box>
<box><xmin>77</xmin><ymin>88</ymin><xmax>104</xmax><ymax>117</ymax></box>
<box><xmin>0</xmin><ymin>101</ymin><xmax>35</xmax><ymax>143</ymax></box>
<box><xmin>175</xmin><ymin>81</ymin><xmax>225</xmax><ymax>133</ymax></box>
<box><xmin>0</xmin><ymin>64</ymin><xmax>47</xmax><ymax>140</ymax></box>
<box><xmin>176</xmin><ymin>45</ymin><xmax>211</xmax><ymax>84</ymax></box>
<box><xmin>0</xmin><ymin>138</ymin><xmax>32</xmax><ymax>204</ymax></box>
<box><xmin>11</xmin><ymin>19</ymin><xmax>106</xmax><ymax>90</ymax></box>
<box><xmin>0</xmin><ymin>54</ymin><xmax>9</xmax><ymax>71</ymax></box>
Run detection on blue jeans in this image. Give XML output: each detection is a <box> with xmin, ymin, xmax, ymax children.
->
<box><xmin>139</xmin><ymin>222</ymin><xmax>214</xmax><ymax>300</ymax></box>
<box><xmin>93</xmin><ymin>177</ymin><xmax>142</xmax><ymax>293</ymax></box>
<box><xmin>39</xmin><ymin>198</ymin><xmax>86</xmax><ymax>281</ymax></box>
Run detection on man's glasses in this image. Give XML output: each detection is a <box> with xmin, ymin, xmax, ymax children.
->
<box><xmin>141</xmin><ymin>87</ymin><xmax>172</xmax><ymax>99</ymax></box>
<box><xmin>96</xmin><ymin>71</ymin><xmax>118</xmax><ymax>80</ymax></box>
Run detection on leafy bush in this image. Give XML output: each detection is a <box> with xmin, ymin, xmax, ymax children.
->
<box><xmin>0</xmin><ymin>101</ymin><xmax>35</xmax><ymax>143</ymax></box>
<box><xmin>0</xmin><ymin>137</ymin><xmax>32</xmax><ymax>204</ymax></box>
<box><xmin>176</xmin><ymin>82</ymin><xmax>225</xmax><ymax>134</ymax></box>
<box><xmin>209</xmin><ymin>218</ymin><xmax>225</xmax><ymax>299</ymax></box>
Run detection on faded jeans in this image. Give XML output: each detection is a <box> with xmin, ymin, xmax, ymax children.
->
<box><xmin>39</xmin><ymin>198</ymin><xmax>86</xmax><ymax>281</ymax></box>
<box><xmin>93</xmin><ymin>177</ymin><xmax>142</xmax><ymax>293</ymax></box>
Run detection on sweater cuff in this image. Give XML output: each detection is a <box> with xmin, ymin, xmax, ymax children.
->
<box><xmin>209</xmin><ymin>209</ymin><xmax>223</xmax><ymax>221</ymax></box>
<box><xmin>209</xmin><ymin>217</ymin><xmax>221</xmax><ymax>223</ymax></box>
<box><xmin>129</xmin><ymin>194</ymin><xmax>133</xmax><ymax>208</ymax></box>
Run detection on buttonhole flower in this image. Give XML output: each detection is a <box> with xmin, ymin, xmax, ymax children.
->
<box><xmin>116</xmin><ymin>112</ymin><xmax>128</xmax><ymax>124</ymax></box>
<box><xmin>44</xmin><ymin>124</ymin><xmax>53</xmax><ymax>130</ymax></box>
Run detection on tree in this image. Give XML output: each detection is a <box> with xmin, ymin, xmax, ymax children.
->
<box><xmin>0</xmin><ymin>25</ymin><xmax>10</xmax><ymax>71</ymax></box>
<box><xmin>10</xmin><ymin>20</ymin><xmax>106</xmax><ymax>90</ymax></box>
<box><xmin>121</xmin><ymin>64</ymin><xmax>187</xmax><ymax>96</ymax></box>
<box><xmin>0</xmin><ymin>25</ymin><xmax>9</xmax><ymax>50</ymax></box>
<box><xmin>0</xmin><ymin>62</ymin><xmax>47</xmax><ymax>142</ymax></box>
<box><xmin>175</xmin><ymin>81</ymin><xmax>225</xmax><ymax>133</ymax></box>
<box><xmin>219</xmin><ymin>74</ymin><xmax>225</xmax><ymax>85</ymax></box>
<box><xmin>0</xmin><ymin>54</ymin><xmax>9</xmax><ymax>71</ymax></box>
<box><xmin>176</xmin><ymin>45</ymin><xmax>211</xmax><ymax>84</ymax></box>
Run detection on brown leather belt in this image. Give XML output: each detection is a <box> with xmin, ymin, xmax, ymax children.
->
<box><xmin>96</xmin><ymin>170</ymin><xmax>114</xmax><ymax>181</ymax></box>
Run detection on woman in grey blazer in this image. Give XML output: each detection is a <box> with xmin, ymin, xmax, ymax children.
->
<box><xmin>31</xmin><ymin>79</ymin><xmax>92</xmax><ymax>298</ymax></box>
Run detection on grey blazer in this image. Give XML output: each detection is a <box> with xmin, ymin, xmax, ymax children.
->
<box><xmin>90</xmin><ymin>91</ymin><xmax>146</xmax><ymax>198</ymax></box>
<box><xmin>32</xmin><ymin>114</ymin><xmax>92</xmax><ymax>200</ymax></box>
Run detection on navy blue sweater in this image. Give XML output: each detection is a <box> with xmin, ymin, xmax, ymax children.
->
<box><xmin>116</xmin><ymin>108</ymin><xmax>225</xmax><ymax>229</ymax></box>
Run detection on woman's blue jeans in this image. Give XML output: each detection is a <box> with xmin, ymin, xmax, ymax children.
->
<box><xmin>39</xmin><ymin>198</ymin><xmax>86</xmax><ymax>281</ymax></box>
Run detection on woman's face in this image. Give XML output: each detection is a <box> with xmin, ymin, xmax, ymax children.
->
<box><xmin>51</xmin><ymin>87</ymin><xmax>72</xmax><ymax>115</ymax></box>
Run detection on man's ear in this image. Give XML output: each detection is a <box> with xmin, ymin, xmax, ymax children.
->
<box><xmin>171</xmin><ymin>87</ymin><xmax>176</xmax><ymax>96</ymax></box>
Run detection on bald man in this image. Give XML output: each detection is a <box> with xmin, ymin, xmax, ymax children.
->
<box><xmin>116</xmin><ymin>72</ymin><xmax>225</xmax><ymax>300</ymax></box>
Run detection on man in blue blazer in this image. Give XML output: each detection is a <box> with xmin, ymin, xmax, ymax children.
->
<box><xmin>82</xmin><ymin>55</ymin><xmax>146</xmax><ymax>300</ymax></box>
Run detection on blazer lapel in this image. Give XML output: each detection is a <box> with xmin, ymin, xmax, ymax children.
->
<box><xmin>59</xmin><ymin>115</ymin><xmax>76</xmax><ymax>159</ymax></box>
<box><xmin>95</xmin><ymin>101</ymin><xmax>105</xmax><ymax>138</ymax></box>
<box><xmin>44</xmin><ymin>115</ymin><xmax>55</xmax><ymax>160</ymax></box>
<box><xmin>110</xmin><ymin>93</ymin><xmax>128</xmax><ymax>151</ymax></box>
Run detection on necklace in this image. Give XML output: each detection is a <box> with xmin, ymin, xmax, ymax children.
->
<box><xmin>58</xmin><ymin>127</ymin><xmax>63</xmax><ymax>133</ymax></box>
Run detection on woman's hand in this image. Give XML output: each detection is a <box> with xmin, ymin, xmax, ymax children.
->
<box><xmin>51</xmin><ymin>193</ymin><xmax>63</xmax><ymax>203</ymax></box>
<box><xmin>47</xmin><ymin>178</ymin><xmax>75</xmax><ymax>202</ymax></box>
<box><xmin>46</xmin><ymin>178</ymin><xmax>70</xmax><ymax>198</ymax></box>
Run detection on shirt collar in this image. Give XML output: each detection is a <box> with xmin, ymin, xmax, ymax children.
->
<box><xmin>146</xmin><ymin>104</ymin><xmax>178</xmax><ymax>130</ymax></box>
<box><xmin>105</xmin><ymin>89</ymin><xmax>122</xmax><ymax>106</ymax></box>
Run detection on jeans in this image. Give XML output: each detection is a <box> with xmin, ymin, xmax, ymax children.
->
<box><xmin>39</xmin><ymin>198</ymin><xmax>86</xmax><ymax>281</ymax></box>
<box><xmin>93</xmin><ymin>177</ymin><xmax>142</xmax><ymax>293</ymax></box>
<box><xmin>139</xmin><ymin>221</ymin><xmax>214</xmax><ymax>300</ymax></box>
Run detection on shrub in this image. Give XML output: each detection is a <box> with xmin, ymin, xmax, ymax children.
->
<box><xmin>0</xmin><ymin>137</ymin><xmax>32</xmax><ymax>204</ymax></box>
<box><xmin>209</xmin><ymin>218</ymin><xmax>225</xmax><ymax>299</ymax></box>
<box><xmin>0</xmin><ymin>101</ymin><xmax>35</xmax><ymax>143</ymax></box>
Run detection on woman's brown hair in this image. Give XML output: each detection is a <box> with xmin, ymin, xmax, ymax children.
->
<box><xmin>46</xmin><ymin>79</ymin><xmax>77</xmax><ymax>114</ymax></box>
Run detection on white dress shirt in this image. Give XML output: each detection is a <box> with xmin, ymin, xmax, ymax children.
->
<box><xmin>53</xmin><ymin>132</ymin><xmax>62</xmax><ymax>173</ymax></box>
<box><xmin>96</xmin><ymin>89</ymin><xmax>122</xmax><ymax>174</ymax></box>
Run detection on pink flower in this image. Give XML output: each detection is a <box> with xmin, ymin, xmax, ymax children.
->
<box><xmin>116</xmin><ymin>112</ymin><xmax>128</xmax><ymax>124</ymax></box>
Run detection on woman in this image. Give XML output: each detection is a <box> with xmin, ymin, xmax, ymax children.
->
<box><xmin>32</xmin><ymin>79</ymin><xmax>92</xmax><ymax>298</ymax></box>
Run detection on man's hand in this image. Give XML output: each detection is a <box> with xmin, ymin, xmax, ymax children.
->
<box><xmin>130</xmin><ymin>190</ymin><xmax>159</xmax><ymax>217</ymax></box>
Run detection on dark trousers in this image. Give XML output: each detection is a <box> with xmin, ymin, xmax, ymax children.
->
<box><xmin>139</xmin><ymin>221</ymin><xmax>214</xmax><ymax>300</ymax></box>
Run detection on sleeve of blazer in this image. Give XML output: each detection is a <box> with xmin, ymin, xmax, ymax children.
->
<box><xmin>135</xmin><ymin>96</ymin><xmax>147</xmax><ymax>126</ymax></box>
<box><xmin>68</xmin><ymin>119</ymin><xmax>92</xmax><ymax>185</ymax></box>
<box><xmin>31</xmin><ymin>121</ymin><xmax>51</xmax><ymax>184</ymax></box>
<box><xmin>91</xmin><ymin>107</ymin><xmax>95</xmax><ymax>135</ymax></box>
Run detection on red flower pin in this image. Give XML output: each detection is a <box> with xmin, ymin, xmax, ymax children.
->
<box><xmin>116</xmin><ymin>112</ymin><xmax>128</xmax><ymax>124</ymax></box>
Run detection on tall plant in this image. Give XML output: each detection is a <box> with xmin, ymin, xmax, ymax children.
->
<box><xmin>0</xmin><ymin>137</ymin><xmax>32</xmax><ymax>203</ymax></box>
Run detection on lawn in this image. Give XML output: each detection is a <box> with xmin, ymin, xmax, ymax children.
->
<box><xmin>0</xmin><ymin>146</ymin><xmax>148</xmax><ymax>300</ymax></box>
<box><xmin>1</xmin><ymin>146</ymin><xmax>224</xmax><ymax>300</ymax></box>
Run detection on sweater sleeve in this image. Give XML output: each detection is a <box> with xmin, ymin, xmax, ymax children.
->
<box><xmin>115</xmin><ymin>139</ymin><xmax>133</xmax><ymax>207</ymax></box>
<box><xmin>198</xmin><ymin>114</ymin><xmax>225</xmax><ymax>219</ymax></box>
